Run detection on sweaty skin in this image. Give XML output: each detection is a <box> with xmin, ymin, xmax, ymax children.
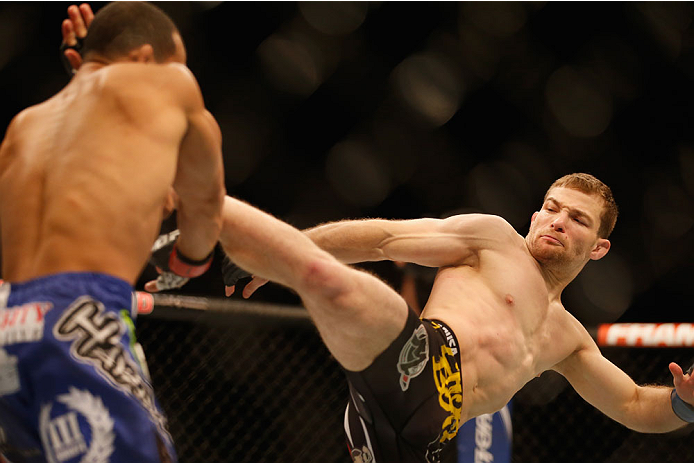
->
<box><xmin>0</xmin><ymin>33</ymin><xmax>225</xmax><ymax>285</ymax></box>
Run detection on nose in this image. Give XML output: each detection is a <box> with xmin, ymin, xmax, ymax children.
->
<box><xmin>550</xmin><ymin>214</ymin><xmax>566</xmax><ymax>233</ymax></box>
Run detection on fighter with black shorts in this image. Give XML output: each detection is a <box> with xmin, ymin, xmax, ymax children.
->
<box><xmin>343</xmin><ymin>308</ymin><xmax>462</xmax><ymax>463</ymax></box>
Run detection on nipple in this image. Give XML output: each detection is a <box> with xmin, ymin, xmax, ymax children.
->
<box><xmin>505</xmin><ymin>294</ymin><xmax>514</xmax><ymax>305</ymax></box>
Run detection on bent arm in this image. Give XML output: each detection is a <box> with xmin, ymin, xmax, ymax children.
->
<box><xmin>171</xmin><ymin>66</ymin><xmax>226</xmax><ymax>260</ymax></box>
<box><xmin>303</xmin><ymin>214</ymin><xmax>514</xmax><ymax>268</ymax></box>
<box><xmin>554</xmin><ymin>330</ymin><xmax>687</xmax><ymax>433</ymax></box>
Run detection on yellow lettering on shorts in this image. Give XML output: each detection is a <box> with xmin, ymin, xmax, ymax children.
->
<box><xmin>432</xmin><ymin>345</ymin><xmax>462</xmax><ymax>444</ymax></box>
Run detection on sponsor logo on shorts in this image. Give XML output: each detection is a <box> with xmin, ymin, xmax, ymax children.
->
<box><xmin>397</xmin><ymin>324</ymin><xmax>429</xmax><ymax>391</ymax></box>
<box><xmin>39</xmin><ymin>387</ymin><xmax>114</xmax><ymax>463</ymax></box>
<box><xmin>0</xmin><ymin>348</ymin><xmax>20</xmax><ymax>396</ymax></box>
<box><xmin>350</xmin><ymin>446</ymin><xmax>374</xmax><ymax>463</ymax></box>
<box><xmin>0</xmin><ymin>302</ymin><xmax>52</xmax><ymax>346</ymax></box>
<box><xmin>53</xmin><ymin>296</ymin><xmax>171</xmax><ymax>441</ymax></box>
<box><xmin>425</xmin><ymin>344</ymin><xmax>463</xmax><ymax>463</ymax></box>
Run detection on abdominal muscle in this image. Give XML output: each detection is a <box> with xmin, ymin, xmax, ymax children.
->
<box><xmin>421</xmin><ymin>263</ymin><xmax>575</xmax><ymax>422</ymax></box>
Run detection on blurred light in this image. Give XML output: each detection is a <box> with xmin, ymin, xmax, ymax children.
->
<box><xmin>257</xmin><ymin>35</ymin><xmax>323</xmax><ymax>97</ymax></box>
<box><xmin>578</xmin><ymin>253</ymin><xmax>634</xmax><ymax>322</ymax></box>
<box><xmin>325</xmin><ymin>139</ymin><xmax>391</xmax><ymax>207</ymax></box>
<box><xmin>545</xmin><ymin>66</ymin><xmax>613</xmax><ymax>138</ymax></box>
<box><xmin>468</xmin><ymin>161</ymin><xmax>534</xmax><ymax>229</ymax></box>
<box><xmin>500</xmin><ymin>142</ymin><xmax>555</xmax><ymax>203</ymax></box>
<box><xmin>370</xmin><ymin>118</ymin><xmax>421</xmax><ymax>184</ymax></box>
<box><xmin>458</xmin><ymin>27</ymin><xmax>501</xmax><ymax>81</ymax></box>
<box><xmin>299</xmin><ymin>1</ymin><xmax>368</xmax><ymax>36</ymax></box>
<box><xmin>578</xmin><ymin>38</ymin><xmax>642</xmax><ymax>101</ymax></box>
<box><xmin>217</xmin><ymin>114</ymin><xmax>267</xmax><ymax>187</ymax></box>
<box><xmin>392</xmin><ymin>52</ymin><xmax>463</xmax><ymax>127</ymax></box>
<box><xmin>635</xmin><ymin>2</ymin><xmax>693</xmax><ymax>60</ymax></box>
<box><xmin>198</xmin><ymin>2</ymin><xmax>223</xmax><ymax>11</ymax></box>
<box><xmin>460</xmin><ymin>2</ymin><xmax>527</xmax><ymax>38</ymax></box>
<box><xmin>643</xmin><ymin>183</ymin><xmax>694</xmax><ymax>239</ymax></box>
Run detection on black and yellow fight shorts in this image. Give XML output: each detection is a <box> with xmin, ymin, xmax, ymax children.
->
<box><xmin>343</xmin><ymin>307</ymin><xmax>463</xmax><ymax>463</ymax></box>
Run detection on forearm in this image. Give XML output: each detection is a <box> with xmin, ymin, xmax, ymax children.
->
<box><xmin>303</xmin><ymin>220</ymin><xmax>392</xmax><ymax>264</ymax></box>
<box><xmin>624</xmin><ymin>385</ymin><xmax>687</xmax><ymax>433</ymax></box>
<box><xmin>175</xmin><ymin>191</ymin><xmax>224</xmax><ymax>261</ymax></box>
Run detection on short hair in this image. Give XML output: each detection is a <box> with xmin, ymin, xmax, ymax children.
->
<box><xmin>544</xmin><ymin>173</ymin><xmax>619</xmax><ymax>238</ymax></box>
<box><xmin>81</xmin><ymin>2</ymin><xmax>179</xmax><ymax>62</ymax></box>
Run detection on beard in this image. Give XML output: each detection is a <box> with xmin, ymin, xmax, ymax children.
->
<box><xmin>527</xmin><ymin>231</ymin><xmax>579</xmax><ymax>267</ymax></box>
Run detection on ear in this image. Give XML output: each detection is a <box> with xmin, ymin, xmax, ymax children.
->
<box><xmin>589</xmin><ymin>238</ymin><xmax>610</xmax><ymax>261</ymax></box>
<box><xmin>128</xmin><ymin>44</ymin><xmax>155</xmax><ymax>63</ymax></box>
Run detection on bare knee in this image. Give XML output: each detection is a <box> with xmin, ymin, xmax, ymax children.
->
<box><xmin>298</xmin><ymin>256</ymin><xmax>351</xmax><ymax>301</ymax></box>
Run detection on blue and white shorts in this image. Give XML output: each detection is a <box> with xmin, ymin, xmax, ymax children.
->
<box><xmin>0</xmin><ymin>272</ymin><xmax>176</xmax><ymax>463</ymax></box>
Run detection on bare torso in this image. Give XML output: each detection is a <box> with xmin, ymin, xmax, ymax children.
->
<box><xmin>421</xmin><ymin>231</ymin><xmax>585</xmax><ymax>422</ymax></box>
<box><xmin>0</xmin><ymin>63</ymin><xmax>189</xmax><ymax>284</ymax></box>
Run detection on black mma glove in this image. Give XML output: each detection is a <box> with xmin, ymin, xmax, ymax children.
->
<box><xmin>149</xmin><ymin>230</ymin><xmax>214</xmax><ymax>291</ymax></box>
<box><xmin>221</xmin><ymin>255</ymin><xmax>251</xmax><ymax>288</ymax></box>
<box><xmin>60</xmin><ymin>36</ymin><xmax>83</xmax><ymax>75</ymax></box>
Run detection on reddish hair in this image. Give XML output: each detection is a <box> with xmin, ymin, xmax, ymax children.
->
<box><xmin>544</xmin><ymin>173</ymin><xmax>618</xmax><ymax>238</ymax></box>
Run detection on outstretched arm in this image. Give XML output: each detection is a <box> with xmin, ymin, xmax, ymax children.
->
<box><xmin>554</xmin><ymin>326</ymin><xmax>693</xmax><ymax>433</ymax></box>
<box><xmin>304</xmin><ymin>214</ymin><xmax>515</xmax><ymax>268</ymax></box>
<box><xmin>231</xmin><ymin>213</ymin><xmax>517</xmax><ymax>298</ymax></box>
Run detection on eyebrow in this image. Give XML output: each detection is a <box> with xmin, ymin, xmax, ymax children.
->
<box><xmin>545</xmin><ymin>197</ymin><xmax>593</xmax><ymax>223</ymax></box>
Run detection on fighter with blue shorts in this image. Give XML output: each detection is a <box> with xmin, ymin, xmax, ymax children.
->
<box><xmin>0</xmin><ymin>2</ymin><xmax>226</xmax><ymax>461</ymax></box>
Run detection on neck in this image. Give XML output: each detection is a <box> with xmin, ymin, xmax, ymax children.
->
<box><xmin>525</xmin><ymin>238</ymin><xmax>587</xmax><ymax>300</ymax></box>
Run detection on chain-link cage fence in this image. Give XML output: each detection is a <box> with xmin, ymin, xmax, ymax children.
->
<box><xmin>135</xmin><ymin>299</ymin><xmax>693</xmax><ymax>463</ymax></box>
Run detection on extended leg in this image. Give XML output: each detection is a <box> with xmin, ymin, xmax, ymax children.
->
<box><xmin>219</xmin><ymin>196</ymin><xmax>408</xmax><ymax>371</ymax></box>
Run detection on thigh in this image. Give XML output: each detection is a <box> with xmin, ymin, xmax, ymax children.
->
<box><xmin>343</xmin><ymin>312</ymin><xmax>463</xmax><ymax>463</ymax></box>
<box><xmin>298</xmin><ymin>258</ymin><xmax>409</xmax><ymax>372</ymax></box>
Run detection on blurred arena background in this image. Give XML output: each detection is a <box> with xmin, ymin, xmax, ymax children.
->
<box><xmin>1</xmin><ymin>2</ymin><xmax>693</xmax><ymax>462</ymax></box>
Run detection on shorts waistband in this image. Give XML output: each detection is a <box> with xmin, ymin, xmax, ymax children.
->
<box><xmin>4</xmin><ymin>272</ymin><xmax>132</xmax><ymax>292</ymax></box>
<box><xmin>423</xmin><ymin>318</ymin><xmax>461</xmax><ymax>365</ymax></box>
<box><xmin>1</xmin><ymin>272</ymin><xmax>135</xmax><ymax>315</ymax></box>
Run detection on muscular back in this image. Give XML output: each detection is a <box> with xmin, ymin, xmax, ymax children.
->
<box><xmin>0</xmin><ymin>63</ymin><xmax>196</xmax><ymax>284</ymax></box>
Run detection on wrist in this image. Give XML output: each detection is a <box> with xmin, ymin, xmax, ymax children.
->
<box><xmin>168</xmin><ymin>245</ymin><xmax>213</xmax><ymax>278</ymax></box>
<box><xmin>671</xmin><ymin>388</ymin><xmax>694</xmax><ymax>423</ymax></box>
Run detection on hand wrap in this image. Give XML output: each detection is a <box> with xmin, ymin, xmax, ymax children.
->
<box><xmin>59</xmin><ymin>36</ymin><xmax>83</xmax><ymax>76</ymax></box>
<box><xmin>149</xmin><ymin>230</ymin><xmax>213</xmax><ymax>291</ymax></box>
<box><xmin>221</xmin><ymin>255</ymin><xmax>251</xmax><ymax>287</ymax></box>
<box><xmin>671</xmin><ymin>362</ymin><xmax>694</xmax><ymax>423</ymax></box>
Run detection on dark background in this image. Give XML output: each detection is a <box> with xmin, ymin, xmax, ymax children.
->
<box><xmin>1</xmin><ymin>1</ymin><xmax>693</xmax><ymax>325</ymax></box>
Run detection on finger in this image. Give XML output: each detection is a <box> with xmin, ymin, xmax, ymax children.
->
<box><xmin>62</xmin><ymin>19</ymin><xmax>76</xmax><ymax>46</ymax></box>
<box><xmin>243</xmin><ymin>277</ymin><xmax>268</xmax><ymax>299</ymax></box>
<box><xmin>65</xmin><ymin>50</ymin><xmax>82</xmax><ymax>70</ymax></box>
<box><xmin>225</xmin><ymin>285</ymin><xmax>235</xmax><ymax>297</ymax></box>
<box><xmin>670</xmin><ymin>362</ymin><xmax>684</xmax><ymax>387</ymax></box>
<box><xmin>80</xmin><ymin>4</ymin><xmax>94</xmax><ymax>28</ymax></box>
<box><xmin>144</xmin><ymin>280</ymin><xmax>161</xmax><ymax>293</ymax></box>
<box><xmin>68</xmin><ymin>4</ymin><xmax>88</xmax><ymax>38</ymax></box>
